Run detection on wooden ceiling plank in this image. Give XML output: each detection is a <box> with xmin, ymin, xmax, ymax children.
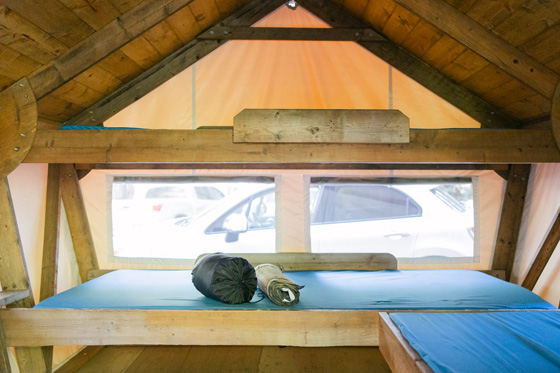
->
<box><xmin>97</xmin><ymin>50</ymin><xmax>144</xmax><ymax>83</ymax></box>
<box><xmin>188</xmin><ymin>0</ymin><xmax>221</xmax><ymax>31</ymax></box>
<box><xmin>440</xmin><ymin>49</ymin><xmax>489</xmax><ymax>84</ymax></box>
<box><xmin>0</xmin><ymin>6</ymin><xmax>67</xmax><ymax>63</ymax></box>
<box><xmin>392</xmin><ymin>0</ymin><xmax>559</xmax><ymax>99</ymax></box>
<box><xmin>362</xmin><ymin>0</ymin><xmax>397</xmax><ymax>31</ymax></box>
<box><xmin>143</xmin><ymin>20</ymin><xmax>184</xmax><ymax>57</ymax></box>
<box><xmin>166</xmin><ymin>6</ymin><xmax>203</xmax><ymax>44</ymax></box>
<box><xmin>119</xmin><ymin>36</ymin><xmax>164</xmax><ymax>70</ymax></box>
<box><xmin>65</xmin><ymin>0</ymin><xmax>287</xmax><ymax>126</ymax></box>
<box><xmin>381</xmin><ymin>4</ymin><xmax>420</xmax><ymax>45</ymax></box>
<box><xmin>400</xmin><ymin>21</ymin><xmax>443</xmax><ymax>58</ymax></box>
<box><xmin>298</xmin><ymin>0</ymin><xmax>517</xmax><ymax>129</ymax></box>
<box><xmin>27</xmin><ymin>0</ymin><xmax>196</xmax><ymax>100</ymax></box>
<box><xmin>23</xmin><ymin>128</ymin><xmax>560</xmax><ymax>164</ymax></box>
<box><xmin>57</xmin><ymin>0</ymin><xmax>121</xmax><ymax>30</ymax></box>
<box><xmin>522</xmin><ymin>211</ymin><xmax>560</xmax><ymax>291</ymax></box>
<box><xmin>491</xmin><ymin>164</ymin><xmax>531</xmax><ymax>281</ymax></box>
<box><xmin>0</xmin><ymin>0</ymin><xmax>94</xmax><ymax>47</ymax></box>
<box><xmin>0</xmin><ymin>45</ymin><xmax>42</xmax><ymax>80</ymax></box>
<box><xmin>553</xmin><ymin>81</ymin><xmax>560</xmax><ymax>150</ymax></box>
<box><xmin>74</xmin><ymin>66</ymin><xmax>123</xmax><ymax>96</ymax></box>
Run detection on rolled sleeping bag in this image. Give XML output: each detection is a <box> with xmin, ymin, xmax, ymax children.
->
<box><xmin>191</xmin><ymin>253</ymin><xmax>257</xmax><ymax>304</ymax></box>
<box><xmin>255</xmin><ymin>264</ymin><xmax>304</xmax><ymax>306</ymax></box>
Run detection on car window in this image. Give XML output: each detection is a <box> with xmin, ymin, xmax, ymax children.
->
<box><xmin>207</xmin><ymin>189</ymin><xmax>275</xmax><ymax>233</ymax></box>
<box><xmin>318</xmin><ymin>185</ymin><xmax>421</xmax><ymax>223</ymax></box>
<box><xmin>145</xmin><ymin>187</ymin><xmax>187</xmax><ymax>199</ymax></box>
<box><xmin>195</xmin><ymin>186</ymin><xmax>224</xmax><ymax>201</ymax></box>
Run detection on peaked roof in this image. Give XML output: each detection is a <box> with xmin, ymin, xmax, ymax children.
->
<box><xmin>0</xmin><ymin>0</ymin><xmax>559</xmax><ymax>130</ymax></box>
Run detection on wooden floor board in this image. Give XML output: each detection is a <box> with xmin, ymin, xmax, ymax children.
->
<box><xmin>58</xmin><ymin>346</ymin><xmax>391</xmax><ymax>372</ymax></box>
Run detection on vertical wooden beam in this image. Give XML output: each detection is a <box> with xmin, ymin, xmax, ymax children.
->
<box><xmin>0</xmin><ymin>319</ymin><xmax>11</xmax><ymax>373</ymax></box>
<box><xmin>0</xmin><ymin>178</ymin><xmax>47</xmax><ymax>372</ymax></box>
<box><xmin>40</xmin><ymin>164</ymin><xmax>61</xmax><ymax>301</ymax></box>
<box><xmin>39</xmin><ymin>164</ymin><xmax>61</xmax><ymax>373</ymax></box>
<box><xmin>491</xmin><ymin>164</ymin><xmax>532</xmax><ymax>280</ymax></box>
<box><xmin>522</xmin><ymin>211</ymin><xmax>560</xmax><ymax>290</ymax></box>
<box><xmin>59</xmin><ymin>164</ymin><xmax>98</xmax><ymax>283</ymax></box>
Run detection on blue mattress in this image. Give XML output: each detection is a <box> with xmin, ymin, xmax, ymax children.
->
<box><xmin>35</xmin><ymin>269</ymin><xmax>555</xmax><ymax>310</ymax></box>
<box><xmin>390</xmin><ymin>312</ymin><xmax>560</xmax><ymax>373</ymax></box>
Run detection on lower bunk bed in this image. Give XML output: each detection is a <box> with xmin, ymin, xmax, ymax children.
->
<box><xmin>0</xmin><ymin>253</ymin><xmax>556</xmax><ymax>348</ymax></box>
<box><xmin>379</xmin><ymin>310</ymin><xmax>560</xmax><ymax>373</ymax></box>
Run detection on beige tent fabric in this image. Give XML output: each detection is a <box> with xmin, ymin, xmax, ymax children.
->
<box><xmin>513</xmin><ymin>163</ymin><xmax>560</xmax><ymax>306</ymax></box>
<box><xmin>106</xmin><ymin>6</ymin><xmax>479</xmax><ymax>130</ymax></box>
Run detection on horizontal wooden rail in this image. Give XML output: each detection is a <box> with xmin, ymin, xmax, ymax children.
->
<box><xmin>23</xmin><ymin>129</ymin><xmax>560</xmax><ymax>164</ymax></box>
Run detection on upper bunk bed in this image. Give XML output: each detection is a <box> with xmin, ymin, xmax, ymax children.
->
<box><xmin>0</xmin><ymin>253</ymin><xmax>556</xmax><ymax>348</ymax></box>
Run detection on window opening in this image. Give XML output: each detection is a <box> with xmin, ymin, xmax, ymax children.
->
<box><xmin>111</xmin><ymin>176</ymin><xmax>275</xmax><ymax>259</ymax></box>
<box><xmin>309</xmin><ymin>177</ymin><xmax>475</xmax><ymax>261</ymax></box>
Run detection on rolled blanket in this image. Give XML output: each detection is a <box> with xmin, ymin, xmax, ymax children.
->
<box><xmin>255</xmin><ymin>264</ymin><xmax>304</xmax><ymax>306</ymax></box>
<box><xmin>191</xmin><ymin>253</ymin><xmax>257</xmax><ymax>304</ymax></box>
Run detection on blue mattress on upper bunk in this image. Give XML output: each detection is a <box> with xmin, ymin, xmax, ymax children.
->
<box><xmin>390</xmin><ymin>312</ymin><xmax>560</xmax><ymax>373</ymax></box>
<box><xmin>35</xmin><ymin>269</ymin><xmax>556</xmax><ymax>310</ymax></box>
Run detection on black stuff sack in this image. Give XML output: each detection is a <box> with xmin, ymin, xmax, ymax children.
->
<box><xmin>191</xmin><ymin>253</ymin><xmax>257</xmax><ymax>304</ymax></box>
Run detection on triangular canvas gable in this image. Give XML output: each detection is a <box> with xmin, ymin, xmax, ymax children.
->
<box><xmin>106</xmin><ymin>6</ymin><xmax>479</xmax><ymax>130</ymax></box>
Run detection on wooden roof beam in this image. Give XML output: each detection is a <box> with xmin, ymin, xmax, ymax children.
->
<box><xmin>27</xmin><ymin>0</ymin><xmax>197</xmax><ymax>100</ymax></box>
<box><xmin>522</xmin><ymin>211</ymin><xmax>560</xmax><ymax>291</ymax></box>
<box><xmin>65</xmin><ymin>0</ymin><xmax>286</xmax><ymax>127</ymax></box>
<box><xmin>491</xmin><ymin>164</ymin><xmax>531</xmax><ymax>281</ymax></box>
<box><xmin>23</xmin><ymin>128</ymin><xmax>560</xmax><ymax>164</ymax></box>
<box><xmin>297</xmin><ymin>0</ymin><xmax>517</xmax><ymax>129</ymax></box>
<box><xmin>392</xmin><ymin>0</ymin><xmax>560</xmax><ymax>100</ymax></box>
<box><xmin>197</xmin><ymin>26</ymin><xmax>386</xmax><ymax>41</ymax></box>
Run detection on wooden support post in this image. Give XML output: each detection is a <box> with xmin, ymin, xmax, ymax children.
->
<box><xmin>0</xmin><ymin>178</ymin><xmax>48</xmax><ymax>372</ymax></box>
<box><xmin>0</xmin><ymin>318</ymin><xmax>10</xmax><ymax>373</ymax></box>
<box><xmin>491</xmin><ymin>164</ymin><xmax>532</xmax><ymax>281</ymax></box>
<box><xmin>60</xmin><ymin>164</ymin><xmax>99</xmax><ymax>283</ymax></box>
<box><xmin>522</xmin><ymin>211</ymin><xmax>560</xmax><ymax>290</ymax></box>
<box><xmin>39</xmin><ymin>164</ymin><xmax>61</xmax><ymax>373</ymax></box>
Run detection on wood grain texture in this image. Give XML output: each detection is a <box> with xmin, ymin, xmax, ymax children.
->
<box><xmin>23</xmin><ymin>128</ymin><xmax>560</xmax><ymax>164</ymax></box>
<box><xmin>0</xmin><ymin>78</ymin><xmax>37</xmax><ymax>179</ymax></box>
<box><xmin>379</xmin><ymin>313</ymin><xmax>433</xmax><ymax>373</ymax></box>
<box><xmin>40</xmin><ymin>164</ymin><xmax>61</xmax><ymax>301</ymax></box>
<box><xmin>0</xmin><ymin>319</ymin><xmax>11</xmax><ymax>373</ymax></box>
<box><xmin>234</xmin><ymin>109</ymin><xmax>409</xmax><ymax>143</ymax></box>
<box><xmin>298</xmin><ymin>0</ymin><xmax>517</xmax><ymax>128</ymax></box>
<box><xmin>553</xmin><ymin>81</ymin><xmax>560</xmax><ymax>150</ymax></box>
<box><xmin>59</xmin><ymin>164</ymin><xmax>99</xmax><ymax>283</ymax></box>
<box><xmin>0</xmin><ymin>308</ymin><xmax>380</xmax><ymax>347</ymax></box>
<box><xmin>522</xmin><ymin>212</ymin><xmax>560</xmax><ymax>290</ymax></box>
<box><xmin>393</xmin><ymin>0</ymin><xmax>559</xmax><ymax>99</ymax></box>
<box><xmin>27</xmin><ymin>0</ymin><xmax>195</xmax><ymax>100</ymax></box>
<box><xmin>197</xmin><ymin>27</ymin><xmax>386</xmax><ymax>41</ymax></box>
<box><xmin>491</xmin><ymin>164</ymin><xmax>531</xmax><ymax>280</ymax></box>
<box><xmin>66</xmin><ymin>0</ymin><xmax>286</xmax><ymax>126</ymax></box>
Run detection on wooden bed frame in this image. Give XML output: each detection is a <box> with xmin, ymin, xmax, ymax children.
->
<box><xmin>0</xmin><ymin>253</ymin><xmax>528</xmax><ymax>349</ymax></box>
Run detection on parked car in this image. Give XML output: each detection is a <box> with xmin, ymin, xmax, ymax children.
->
<box><xmin>114</xmin><ymin>182</ymin><xmax>474</xmax><ymax>259</ymax></box>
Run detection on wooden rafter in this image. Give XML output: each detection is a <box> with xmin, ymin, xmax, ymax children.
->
<box><xmin>553</xmin><ymin>82</ymin><xmax>560</xmax><ymax>150</ymax></box>
<box><xmin>65</xmin><ymin>0</ymin><xmax>286</xmax><ymax>127</ymax></box>
<box><xmin>59</xmin><ymin>164</ymin><xmax>99</xmax><ymax>284</ymax></box>
<box><xmin>197</xmin><ymin>26</ymin><xmax>386</xmax><ymax>41</ymax></box>
<box><xmin>522</xmin><ymin>211</ymin><xmax>560</xmax><ymax>290</ymax></box>
<box><xmin>392</xmin><ymin>0</ymin><xmax>559</xmax><ymax>99</ymax></box>
<box><xmin>491</xmin><ymin>164</ymin><xmax>532</xmax><ymax>280</ymax></box>
<box><xmin>297</xmin><ymin>0</ymin><xmax>517</xmax><ymax>129</ymax></box>
<box><xmin>27</xmin><ymin>0</ymin><xmax>196</xmax><ymax>100</ymax></box>
<box><xmin>22</xmin><ymin>128</ymin><xmax>560</xmax><ymax>164</ymax></box>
